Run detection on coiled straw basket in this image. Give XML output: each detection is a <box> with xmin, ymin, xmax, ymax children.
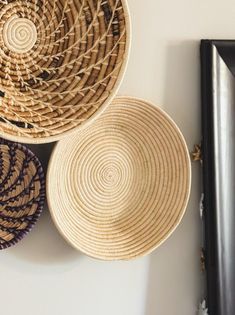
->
<box><xmin>0</xmin><ymin>0</ymin><xmax>130</xmax><ymax>143</ymax></box>
<box><xmin>47</xmin><ymin>97</ymin><xmax>191</xmax><ymax>260</ymax></box>
<box><xmin>0</xmin><ymin>139</ymin><xmax>45</xmax><ymax>249</ymax></box>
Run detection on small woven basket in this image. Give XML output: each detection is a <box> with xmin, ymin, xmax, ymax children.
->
<box><xmin>47</xmin><ymin>97</ymin><xmax>191</xmax><ymax>260</ymax></box>
<box><xmin>0</xmin><ymin>139</ymin><xmax>45</xmax><ymax>249</ymax></box>
<box><xmin>0</xmin><ymin>0</ymin><xmax>130</xmax><ymax>143</ymax></box>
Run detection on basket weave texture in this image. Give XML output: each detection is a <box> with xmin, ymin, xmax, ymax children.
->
<box><xmin>47</xmin><ymin>97</ymin><xmax>191</xmax><ymax>260</ymax></box>
<box><xmin>0</xmin><ymin>0</ymin><xmax>130</xmax><ymax>143</ymax></box>
<box><xmin>0</xmin><ymin>139</ymin><xmax>45</xmax><ymax>250</ymax></box>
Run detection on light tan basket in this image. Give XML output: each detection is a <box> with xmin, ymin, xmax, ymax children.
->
<box><xmin>47</xmin><ymin>97</ymin><xmax>191</xmax><ymax>260</ymax></box>
<box><xmin>0</xmin><ymin>0</ymin><xmax>130</xmax><ymax>143</ymax></box>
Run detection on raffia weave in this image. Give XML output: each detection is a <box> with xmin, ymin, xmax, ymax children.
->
<box><xmin>0</xmin><ymin>0</ymin><xmax>130</xmax><ymax>143</ymax></box>
<box><xmin>47</xmin><ymin>97</ymin><xmax>191</xmax><ymax>260</ymax></box>
<box><xmin>0</xmin><ymin>139</ymin><xmax>45</xmax><ymax>249</ymax></box>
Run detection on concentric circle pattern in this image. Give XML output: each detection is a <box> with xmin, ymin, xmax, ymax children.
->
<box><xmin>0</xmin><ymin>139</ymin><xmax>45</xmax><ymax>249</ymax></box>
<box><xmin>0</xmin><ymin>0</ymin><xmax>130</xmax><ymax>143</ymax></box>
<box><xmin>47</xmin><ymin>97</ymin><xmax>191</xmax><ymax>260</ymax></box>
<box><xmin>3</xmin><ymin>16</ymin><xmax>37</xmax><ymax>54</ymax></box>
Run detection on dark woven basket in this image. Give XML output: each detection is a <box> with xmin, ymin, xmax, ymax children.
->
<box><xmin>0</xmin><ymin>139</ymin><xmax>45</xmax><ymax>249</ymax></box>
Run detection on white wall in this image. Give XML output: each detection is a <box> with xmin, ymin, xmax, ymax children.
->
<box><xmin>2</xmin><ymin>0</ymin><xmax>235</xmax><ymax>314</ymax></box>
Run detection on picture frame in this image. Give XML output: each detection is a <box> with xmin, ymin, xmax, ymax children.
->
<box><xmin>201</xmin><ymin>40</ymin><xmax>235</xmax><ymax>315</ymax></box>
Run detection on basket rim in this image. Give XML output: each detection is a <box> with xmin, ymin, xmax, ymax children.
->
<box><xmin>0</xmin><ymin>0</ymin><xmax>132</xmax><ymax>144</ymax></box>
<box><xmin>46</xmin><ymin>96</ymin><xmax>192</xmax><ymax>261</ymax></box>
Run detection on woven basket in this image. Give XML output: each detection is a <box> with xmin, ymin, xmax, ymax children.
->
<box><xmin>0</xmin><ymin>139</ymin><xmax>45</xmax><ymax>249</ymax></box>
<box><xmin>47</xmin><ymin>97</ymin><xmax>191</xmax><ymax>260</ymax></box>
<box><xmin>0</xmin><ymin>0</ymin><xmax>130</xmax><ymax>143</ymax></box>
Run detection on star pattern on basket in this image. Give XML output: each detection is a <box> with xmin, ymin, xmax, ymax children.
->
<box><xmin>0</xmin><ymin>139</ymin><xmax>45</xmax><ymax>249</ymax></box>
<box><xmin>0</xmin><ymin>0</ymin><xmax>128</xmax><ymax>141</ymax></box>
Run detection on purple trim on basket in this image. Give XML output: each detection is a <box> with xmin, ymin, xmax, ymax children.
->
<box><xmin>0</xmin><ymin>138</ymin><xmax>45</xmax><ymax>250</ymax></box>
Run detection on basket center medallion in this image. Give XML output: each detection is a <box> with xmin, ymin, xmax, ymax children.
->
<box><xmin>3</xmin><ymin>15</ymin><xmax>37</xmax><ymax>53</ymax></box>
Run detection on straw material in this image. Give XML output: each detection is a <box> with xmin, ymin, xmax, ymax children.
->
<box><xmin>0</xmin><ymin>139</ymin><xmax>45</xmax><ymax>249</ymax></box>
<box><xmin>0</xmin><ymin>0</ymin><xmax>130</xmax><ymax>143</ymax></box>
<box><xmin>47</xmin><ymin>97</ymin><xmax>191</xmax><ymax>260</ymax></box>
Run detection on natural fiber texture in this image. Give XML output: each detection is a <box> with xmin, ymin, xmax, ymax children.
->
<box><xmin>0</xmin><ymin>0</ymin><xmax>130</xmax><ymax>143</ymax></box>
<box><xmin>0</xmin><ymin>139</ymin><xmax>45</xmax><ymax>249</ymax></box>
<box><xmin>47</xmin><ymin>97</ymin><xmax>191</xmax><ymax>260</ymax></box>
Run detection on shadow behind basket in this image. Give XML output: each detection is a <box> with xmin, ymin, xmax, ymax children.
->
<box><xmin>0</xmin><ymin>139</ymin><xmax>45</xmax><ymax>249</ymax></box>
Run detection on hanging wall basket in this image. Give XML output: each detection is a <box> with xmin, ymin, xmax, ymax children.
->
<box><xmin>0</xmin><ymin>0</ymin><xmax>130</xmax><ymax>143</ymax></box>
<box><xmin>0</xmin><ymin>139</ymin><xmax>45</xmax><ymax>250</ymax></box>
<box><xmin>47</xmin><ymin>97</ymin><xmax>191</xmax><ymax>260</ymax></box>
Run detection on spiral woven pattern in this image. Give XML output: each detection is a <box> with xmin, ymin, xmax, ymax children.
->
<box><xmin>0</xmin><ymin>0</ymin><xmax>130</xmax><ymax>143</ymax></box>
<box><xmin>0</xmin><ymin>139</ymin><xmax>45</xmax><ymax>249</ymax></box>
<box><xmin>3</xmin><ymin>16</ymin><xmax>37</xmax><ymax>53</ymax></box>
<box><xmin>47</xmin><ymin>97</ymin><xmax>191</xmax><ymax>260</ymax></box>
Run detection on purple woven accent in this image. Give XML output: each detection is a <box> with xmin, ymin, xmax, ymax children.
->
<box><xmin>0</xmin><ymin>138</ymin><xmax>45</xmax><ymax>250</ymax></box>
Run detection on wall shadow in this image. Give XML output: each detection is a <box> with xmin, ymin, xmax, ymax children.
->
<box><xmin>144</xmin><ymin>197</ymin><xmax>203</xmax><ymax>315</ymax></box>
<box><xmin>144</xmin><ymin>40</ymin><xmax>203</xmax><ymax>314</ymax></box>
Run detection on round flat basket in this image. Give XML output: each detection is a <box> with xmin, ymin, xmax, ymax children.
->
<box><xmin>47</xmin><ymin>97</ymin><xmax>191</xmax><ymax>260</ymax></box>
<box><xmin>0</xmin><ymin>139</ymin><xmax>45</xmax><ymax>249</ymax></box>
<box><xmin>0</xmin><ymin>0</ymin><xmax>130</xmax><ymax>143</ymax></box>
